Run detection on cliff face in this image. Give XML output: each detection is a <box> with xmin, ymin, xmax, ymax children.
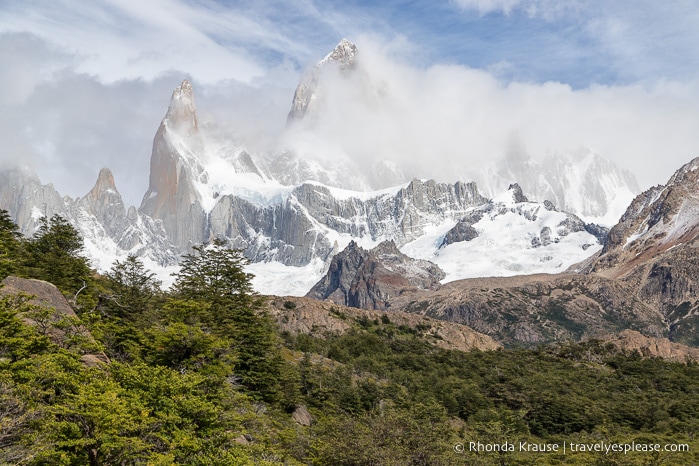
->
<box><xmin>139</xmin><ymin>79</ymin><xmax>208</xmax><ymax>250</ymax></box>
<box><xmin>306</xmin><ymin>240</ymin><xmax>444</xmax><ymax>310</ymax></box>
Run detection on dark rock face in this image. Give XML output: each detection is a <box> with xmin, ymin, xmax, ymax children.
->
<box><xmin>543</xmin><ymin>200</ymin><xmax>556</xmax><ymax>211</ymax></box>
<box><xmin>306</xmin><ymin>240</ymin><xmax>445</xmax><ymax>310</ymax></box>
<box><xmin>508</xmin><ymin>183</ymin><xmax>529</xmax><ymax>203</ymax></box>
<box><xmin>441</xmin><ymin>210</ymin><xmax>483</xmax><ymax>247</ymax></box>
<box><xmin>583</xmin><ymin>223</ymin><xmax>609</xmax><ymax>244</ymax></box>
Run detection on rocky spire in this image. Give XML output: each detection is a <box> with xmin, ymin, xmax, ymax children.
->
<box><xmin>287</xmin><ymin>39</ymin><xmax>359</xmax><ymax>122</ymax></box>
<box><xmin>86</xmin><ymin>167</ymin><xmax>117</xmax><ymax>199</ymax></box>
<box><xmin>318</xmin><ymin>38</ymin><xmax>358</xmax><ymax>73</ymax></box>
<box><xmin>139</xmin><ymin>80</ymin><xmax>208</xmax><ymax>250</ymax></box>
<box><xmin>78</xmin><ymin>167</ymin><xmax>126</xmax><ymax>237</ymax></box>
<box><xmin>164</xmin><ymin>79</ymin><xmax>199</xmax><ymax>136</ymax></box>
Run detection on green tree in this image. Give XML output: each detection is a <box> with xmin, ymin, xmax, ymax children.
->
<box><xmin>170</xmin><ymin>240</ymin><xmax>290</xmax><ymax>402</ymax></box>
<box><xmin>26</xmin><ymin>215</ymin><xmax>96</xmax><ymax>309</ymax></box>
<box><xmin>0</xmin><ymin>209</ymin><xmax>24</xmax><ymax>280</ymax></box>
<box><xmin>171</xmin><ymin>239</ymin><xmax>256</xmax><ymax>316</ymax></box>
<box><xmin>103</xmin><ymin>255</ymin><xmax>161</xmax><ymax>319</ymax></box>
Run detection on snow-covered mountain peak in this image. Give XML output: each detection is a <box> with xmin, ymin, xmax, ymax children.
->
<box><xmin>164</xmin><ymin>79</ymin><xmax>198</xmax><ymax>137</ymax></box>
<box><xmin>318</xmin><ymin>38</ymin><xmax>358</xmax><ymax>71</ymax></box>
<box><xmin>287</xmin><ymin>40</ymin><xmax>361</xmax><ymax>123</ymax></box>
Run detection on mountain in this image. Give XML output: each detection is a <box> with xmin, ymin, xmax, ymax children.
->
<box><xmin>282</xmin><ymin>40</ymin><xmax>640</xmax><ymax>222</ymax></box>
<box><xmin>399</xmin><ymin>183</ymin><xmax>606</xmax><ymax>281</ymax></box>
<box><xmin>480</xmin><ymin>146</ymin><xmax>640</xmax><ymax>224</ymax></box>
<box><xmin>287</xmin><ymin>38</ymin><xmax>359</xmax><ymax>123</ymax></box>
<box><xmin>0</xmin><ymin>40</ymin><xmax>641</xmax><ymax>296</ymax></box>
<box><xmin>306</xmin><ymin>240</ymin><xmax>445</xmax><ymax>310</ymax></box>
<box><xmin>0</xmin><ymin>76</ymin><xmax>613</xmax><ymax>296</ymax></box>
<box><xmin>139</xmin><ymin>79</ymin><xmax>209</xmax><ymax>251</ymax></box>
<box><xmin>310</xmin><ymin>157</ymin><xmax>699</xmax><ymax>348</ymax></box>
<box><xmin>583</xmin><ymin>156</ymin><xmax>699</xmax><ymax>344</ymax></box>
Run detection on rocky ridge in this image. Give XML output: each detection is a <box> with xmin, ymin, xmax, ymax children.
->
<box><xmin>600</xmin><ymin>329</ymin><xmax>699</xmax><ymax>363</ymax></box>
<box><xmin>306</xmin><ymin>240</ymin><xmax>444</xmax><ymax>310</ymax></box>
<box><xmin>266</xmin><ymin>295</ymin><xmax>500</xmax><ymax>353</ymax></box>
<box><xmin>385</xmin><ymin>273</ymin><xmax>665</xmax><ymax>347</ymax></box>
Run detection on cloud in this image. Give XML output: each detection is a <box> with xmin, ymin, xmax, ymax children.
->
<box><xmin>2</xmin><ymin>1</ymin><xmax>699</xmax><ymax>211</ymax></box>
<box><xmin>453</xmin><ymin>0</ymin><xmax>579</xmax><ymax>18</ymax></box>
<box><xmin>281</xmin><ymin>38</ymin><xmax>699</xmax><ymax>191</ymax></box>
<box><xmin>0</xmin><ymin>0</ymin><xmax>329</xmax><ymax>84</ymax></box>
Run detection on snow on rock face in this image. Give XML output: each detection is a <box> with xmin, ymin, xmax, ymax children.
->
<box><xmin>593</xmin><ymin>156</ymin><xmax>699</xmax><ymax>275</ymax></box>
<box><xmin>402</xmin><ymin>185</ymin><xmax>605</xmax><ymax>283</ymax></box>
<box><xmin>481</xmin><ymin>146</ymin><xmax>639</xmax><ymax>225</ymax></box>
<box><xmin>0</xmin><ymin>78</ymin><xmax>619</xmax><ymax>298</ymax></box>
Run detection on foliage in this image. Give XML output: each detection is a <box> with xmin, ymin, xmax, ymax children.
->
<box><xmin>169</xmin><ymin>240</ymin><xmax>292</xmax><ymax>403</ymax></box>
<box><xmin>102</xmin><ymin>255</ymin><xmax>162</xmax><ymax>320</ymax></box>
<box><xmin>0</xmin><ymin>209</ymin><xmax>24</xmax><ymax>280</ymax></box>
<box><xmin>25</xmin><ymin>215</ymin><xmax>97</xmax><ymax>309</ymax></box>
<box><xmin>1</xmin><ymin>218</ymin><xmax>699</xmax><ymax>464</ymax></box>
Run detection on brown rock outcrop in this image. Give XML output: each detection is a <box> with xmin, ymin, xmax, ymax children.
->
<box><xmin>600</xmin><ymin>329</ymin><xmax>699</xmax><ymax>362</ymax></box>
<box><xmin>267</xmin><ymin>296</ymin><xmax>500</xmax><ymax>352</ymax></box>
<box><xmin>0</xmin><ymin>276</ymin><xmax>109</xmax><ymax>364</ymax></box>
<box><xmin>387</xmin><ymin>273</ymin><xmax>665</xmax><ymax>348</ymax></box>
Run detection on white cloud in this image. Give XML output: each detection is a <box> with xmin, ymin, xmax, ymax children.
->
<box><xmin>453</xmin><ymin>0</ymin><xmax>579</xmax><ymax>18</ymax></box>
<box><xmin>2</xmin><ymin>1</ymin><xmax>699</xmax><ymax>212</ymax></box>
<box><xmin>0</xmin><ymin>0</ymin><xmax>319</xmax><ymax>84</ymax></box>
<box><xmin>281</xmin><ymin>38</ymin><xmax>699</xmax><ymax>191</ymax></box>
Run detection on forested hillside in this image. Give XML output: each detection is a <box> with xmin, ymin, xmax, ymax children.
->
<box><xmin>1</xmin><ymin>210</ymin><xmax>698</xmax><ymax>465</ymax></box>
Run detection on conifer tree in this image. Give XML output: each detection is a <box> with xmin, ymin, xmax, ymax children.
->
<box><xmin>104</xmin><ymin>255</ymin><xmax>161</xmax><ymax>319</ymax></box>
<box><xmin>0</xmin><ymin>209</ymin><xmax>23</xmax><ymax>279</ymax></box>
<box><xmin>171</xmin><ymin>239</ymin><xmax>286</xmax><ymax>401</ymax></box>
<box><xmin>26</xmin><ymin>215</ymin><xmax>95</xmax><ymax>308</ymax></box>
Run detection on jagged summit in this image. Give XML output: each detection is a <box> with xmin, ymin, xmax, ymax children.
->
<box><xmin>139</xmin><ymin>79</ymin><xmax>207</xmax><ymax>249</ymax></box>
<box><xmin>318</xmin><ymin>38</ymin><xmax>358</xmax><ymax>71</ymax></box>
<box><xmin>592</xmin><ymin>155</ymin><xmax>699</xmax><ymax>275</ymax></box>
<box><xmin>508</xmin><ymin>183</ymin><xmax>529</xmax><ymax>203</ymax></box>
<box><xmin>87</xmin><ymin>167</ymin><xmax>117</xmax><ymax>196</ymax></box>
<box><xmin>287</xmin><ymin>39</ymin><xmax>360</xmax><ymax>122</ymax></box>
<box><xmin>164</xmin><ymin>79</ymin><xmax>198</xmax><ymax>136</ymax></box>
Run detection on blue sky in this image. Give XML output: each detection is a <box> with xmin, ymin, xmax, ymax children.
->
<box><xmin>1</xmin><ymin>0</ymin><xmax>699</xmax><ymax>206</ymax></box>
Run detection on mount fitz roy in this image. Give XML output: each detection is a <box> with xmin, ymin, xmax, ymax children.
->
<box><xmin>1</xmin><ymin>40</ymin><xmax>638</xmax><ymax>295</ymax></box>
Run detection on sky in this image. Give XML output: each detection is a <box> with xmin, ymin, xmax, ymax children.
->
<box><xmin>1</xmin><ymin>0</ymin><xmax>699</xmax><ymax>207</ymax></box>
